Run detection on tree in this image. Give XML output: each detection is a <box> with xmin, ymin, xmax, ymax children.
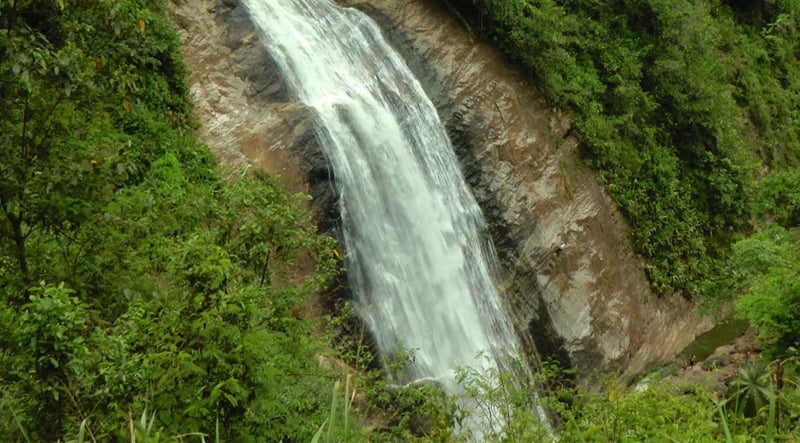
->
<box><xmin>0</xmin><ymin>1</ymin><xmax>343</xmax><ymax>440</ymax></box>
<box><xmin>0</xmin><ymin>8</ymin><xmax>88</xmax><ymax>286</ymax></box>
<box><xmin>724</xmin><ymin>226</ymin><xmax>800</xmax><ymax>355</ymax></box>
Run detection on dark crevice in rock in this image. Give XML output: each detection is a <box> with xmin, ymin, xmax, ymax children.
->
<box><xmin>217</xmin><ymin>5</ymin><xmax>290</xmax><ymax>103</ymax></box>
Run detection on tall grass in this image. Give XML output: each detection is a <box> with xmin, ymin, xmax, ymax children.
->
<box><xmin>312</xmin><ymin>376</ymin><xmax>355</xmax><ymax>443</ymax></box>
<box><xmin>717</xmin><ymin>389</ymin><xmax>778</xmax><ymax>443</ymax></box>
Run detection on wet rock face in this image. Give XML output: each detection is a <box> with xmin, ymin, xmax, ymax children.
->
<box><xmin>173</xmin><ymin>0</ymin><xmax>344</xmax><ymax>230</ymax></box>
<box><xmin>173</xmin><ymin>0</ymin><xmax>315</xmax><ymax>191</ymax></box>
<box><xmin>343</xmin><ymin>0</ymin><xmax>714</xmax><ymax>382</ymax></box>
<box><xmin>175</xmin><ymin>0</ymin><xmax>713</xmax><ymax>383</ymax></box>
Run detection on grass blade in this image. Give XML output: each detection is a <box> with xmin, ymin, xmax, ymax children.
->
<box><xmin>327</xmin><ymin>381</ymin><xmax>340</xmax><ymax>443</ymax></box>
<box><xmin>344</xmin><ymin>375</ymin><xmax>350</xmax><ymax>441</ymax></box>
<box><xmin>717</xmin><ymin>402</ymin><xmax>734</xmax><ymax>443</ymax></box>
<box><xmin>10</xmin><ymin>408</ymin><xmax>32</xmax><ymax>443</ymax></box>
<box><xmin>77</xmin><ymin>419</ymin><xmax>87</xmax><ymax>443</ymax></box>
<box><xmin>310</xmin><ymin>418</ymin><xmax>329</xmax><ymax>443</ymax></box>
<box><xmin>766</xmin><ymin>387</ymin><xmax>776</xmax><ymax>443</ymax></box>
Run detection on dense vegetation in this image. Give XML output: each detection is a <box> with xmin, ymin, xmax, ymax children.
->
<box><xmin>311</xmin><ymin>352</ymin><xmax>800</xmax><ymax>442</ymax></box>
<box><xmin>452</xmin><ymin>357</ymin><xmax>800</xmax><ymax>442</ymax></box>
<box><xmin>3</xmin><ymin>0</ymin><xmax>799</xmax><ymax>441</ymax></box>
<box><xmin>450</xmin><ymin>0</ymin><xmax>800</xmax><ymax>298</ymax></box>
<box><xmin>0</xmin><ymin>0</ymin><xmax>348</xmax><ymax>440</ymax></box>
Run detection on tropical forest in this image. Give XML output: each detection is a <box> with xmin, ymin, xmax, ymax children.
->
<box><xmin>0</xmin><ymin>0</ymin><xmax>799</xmax><ymax>442</ymax></box>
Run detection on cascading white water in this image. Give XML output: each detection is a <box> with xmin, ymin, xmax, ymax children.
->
<box><xmin>242</xmin><ymin>0</ymin><xmax>521</xmax><ymax>396</ymax></box>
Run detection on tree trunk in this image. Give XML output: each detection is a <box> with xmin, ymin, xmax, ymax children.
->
<box><xmin>7</xmin><ymin>212</ymin><xmax>29</xmax><ymax>283</ymax></box>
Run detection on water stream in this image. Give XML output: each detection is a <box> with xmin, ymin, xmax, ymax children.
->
<box><xmin>241</xmin><ymin>0</ymin><xmax>523</xmax><ymax>399</ymax></box>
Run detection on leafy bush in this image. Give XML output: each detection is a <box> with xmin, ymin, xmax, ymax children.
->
<box><xmin>450</xmin><ymin>0</ymin><xmax>800</xmax><ymax>295</ymax></box>
<box><xmin>454</xmin><ymin>357</ymin><xmax>800</xmax><ymax>442</ymax></box>
<box><xmin>0</xmin><ymin>1</ymin><xmax>343</xmax><ymax>441</ymax></box>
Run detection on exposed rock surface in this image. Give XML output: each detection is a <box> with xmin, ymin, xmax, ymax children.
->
<box><xmin>172</xmin><ymin>0</ymin><xmax>320</xmax><ymax>196</ymax></box>
<box><xmin>172</xmin><ymin>0</ymin><xmax>713</xmax><ymax>383</ymax></box>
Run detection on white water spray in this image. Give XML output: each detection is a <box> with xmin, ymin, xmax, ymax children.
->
<box><xmin>242</xmin><ymin>0</ymin><xmax>523</xmax><ymax>404</ymax></box>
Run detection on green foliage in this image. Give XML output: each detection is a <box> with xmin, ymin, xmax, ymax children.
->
<box><xmin>456</xmin><ymin>357</ymin><xmax>726</xmax><ymax>442</ymax></box>
<box><xmin>3</xmin><ymin>0</ymin><xmax>798</xmax><ymax>440</ymax></box>
<box><xmin>0</xmin><ymin>282</ymin><xmax>90</xmax><ymax>438</ymax></box>
<box><xmin>357</xmin><ymin>351</ymin><xmax>458</xmax><ymax>441</ymax></box>
<box><xmin>756</xmin><ymin>168</ymin><xmax>800</xmax><ymax>227</ymax></box>
<box><xmin>717</xmin><ymin>356</ymin><xmax>800</xmax><ymax>441</ymax></box>
<box><xmin>453</xmin><ymin>0</ymin><xmax>800</xmax><ymax>295</ymax></box>
<box><xmin>562</xmin><ymin>383</ymin><xmax>720</xmax><ymax>442</ymax></box>
<box><xmin>455</xmin><ymin>355</ymin><xmax>552</xmax><ymax>442</ymax></box>
<box><xmin>707</xmin><ymin>226</ymin><xmax>800</xmax><ymax>355</ymax></box>
<box><xmin>0</xmin><ymin>0</ymin><xmax>202</xmax><ymax>296</ymax></box>
<box><xmin>311</xmin><ymin>379</ymin><xmax>358</xmax><ymax>443</ymax></box>
<box><xmin>736</xmin><ymin>264</ymin><xmax>800</xmax><ymax>355</ymax></box>
<box><xmin>0</xmin><ymin>1</ymin><xmax>345</xmax><ymax>441</ymax></box>
<box><xmin>453</xmin><ymin>357</ymin><xmax>800</xmax><ymax>442</ymax></box>
<box><xmin>726</xmin><ymin>364</ymin><xmax>775</xmax><ymax>417</ymax></box>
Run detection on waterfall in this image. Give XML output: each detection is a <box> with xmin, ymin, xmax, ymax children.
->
<box><xmin>242</xmin><ymin>0</ymin><xmax>522</xmax><ymax>400</ymax></box>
